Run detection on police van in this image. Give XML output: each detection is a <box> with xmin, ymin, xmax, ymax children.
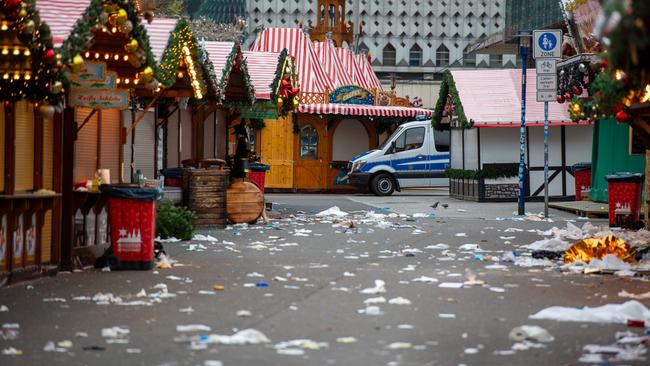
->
<box><xmin>348</xmin><ymin>120</ymin><xmax>450</xmax><ymax>196</ymax></box>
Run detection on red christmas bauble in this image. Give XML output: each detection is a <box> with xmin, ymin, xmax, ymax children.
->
<box><xmin>564</xmin><ymin>92</ymin><xmax>572</xmax><ymax>101</ymax></box>
<box><xmin>43</xmin><ymin>49</ymin><xmax>56</xmax><ymax>64</ymax></box>
<box><xmin>599</xmin><ymin>59</ymin><xmax>609</xmax><ymax>69</ymax></box>
<box><xmin>557</xmin><ymin>95</ymin><xmax>565</xmax><ymax>104</ymax></box>
<box><xmin>614</xmin><ymin>104</ymin><xmax>623</xmax><ymax>113</ymax></box>
<box><xmin>615</xmin><ymin>111</ymin><xmax>631</xmax><ymax>123</ymax></box>
<box><xmin>573</xmin><ymin>86</ymin><xmax>583</xmax><ymax>95</ymax></box>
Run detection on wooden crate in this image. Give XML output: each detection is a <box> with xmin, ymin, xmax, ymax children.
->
<box><xmin>183</xmin><ymin>168</ymin><xmax>229</xmax><ymax>228</ymax></box>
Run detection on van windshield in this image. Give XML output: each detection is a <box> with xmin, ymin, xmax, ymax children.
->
<box><xmin>379</xmin><ymin>126</ymin><xmax>404</xmax><ymax>150</ymax></box>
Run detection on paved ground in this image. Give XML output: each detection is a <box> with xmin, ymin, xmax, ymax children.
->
<box><xmin>0</xmin><ymin>191</ymin><xmax>648</xmax><ymax>366</ymax></box>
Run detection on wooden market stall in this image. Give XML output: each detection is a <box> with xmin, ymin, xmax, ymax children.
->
<box><xmin>249</xmin><ymin>27</ymin><xmax>432</xmax><ymax>191</ymax></box>
<box><xmin>38</xmin><ymin>0</ymin><xmax>160</xmax><ymax>269</ymax></box>
<box><xmin>0</xmin><ymin>0</ymin><xmax>66</xmax><ymax>281</ymax></box>
<box><xmin>433</xmin><ymin>69</ymin><xmax>593</xmax><ymax>202</ymax></box>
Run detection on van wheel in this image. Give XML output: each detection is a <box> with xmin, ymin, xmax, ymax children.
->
<box><xmin>371</xmin><ymin>173</ymin><xmax>396</xmax><ymax>196</ymax></box>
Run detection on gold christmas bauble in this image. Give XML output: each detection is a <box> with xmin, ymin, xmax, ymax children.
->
<box><xmin>116</xmin><ymin>9</ymin><xmax>127</xmax><ymax>26</ymax></box>
<box><xmin>124</xmin><ymin>39</ymin><xmax>139</xmax><ymax>53</ymax></box>
<box><xmin>141</xmin><ymin>66</ymin><xmax>154</xmax><ymax>82</ymax></box>
<box><xmin>277</xmin><ymin>97</ymin><xmax>284</xmax><ymax>106</ymax></box>
<box><xmin>293</xmin><ymin>98</ymin><xmax>300</xmax><ymax>108</ymax></box>
<box><xmin>71</xmin><ymin>54</ymin><xmax>84</xmax><ymax>73</ymax></box>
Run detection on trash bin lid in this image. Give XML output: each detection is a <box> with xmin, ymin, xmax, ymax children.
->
<box><xmin>605</xmin><ymin>172</ymin><xmax>645</xmax><ymax>182</ymax></box>
<box><xmin>250</xmin><ymin>163</ymin><xmax>270</xmax><ymax>172</ymax></box>
<box><xmin>100</xmin><ymin>184</ymin><xmax>162</xmax><ymax>200</ymax></box>
<box><xmin>571</xmin><ymin>163</ymin><xmax>591</xmax><ymax>173</ymax></box>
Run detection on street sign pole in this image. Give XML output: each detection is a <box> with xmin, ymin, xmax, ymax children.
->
<box><xmin>544</xmin><ymin>101</ymin><xmax>549</xmax><ymax>218</ymax></box>
<box><xmin>518</xmin><ymin>46</ymin><xmax>528</xmax><ymax>216</ymax></box>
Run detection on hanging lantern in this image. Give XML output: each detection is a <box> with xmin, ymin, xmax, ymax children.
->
<box><xmin>38</xmin><ymin>104</ymin><xmax>56</xmax><ymax>119</ymax></box>
<box><xmin>71</xmin><ymin>54</ymin><xmax>84</xmax><ymax>73</ymax></box>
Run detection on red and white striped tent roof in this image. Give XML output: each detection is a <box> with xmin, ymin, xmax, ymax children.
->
<box><xmin>335</xmin><ymin>47</ymin><xmax>369</xmax><ymax>90</ymax></box>
<box><xmin>202</xmin><ymin>41</ymin><xmax>237</xmax><ymax>85</ymax></box>
<box><xmin>449</xmin><ymin>69</ymin><xmax>588</xmax><ymax>127</ymax></box>
<box><xmin>243</xmin><ymin>51</ymin><xmax>284</xmax><ymax>100</ymax></box>
<box><xmin>355</xmin><ymin>53</ymin><xmax>383</xmax><ymax>91</ymax></box>
<box><xmin>143</xmin><ymin>18</ymin><xmax>179</xmax><ymax>61</ymax></box>
<box><xmin>250</xmin><ymin>27</ymin><xmax>333</xmax><ymax>93</ymax></box>
<box><xmin>36</xmin><ymin>0</ymin><xmax>88</xmax><ymax>47</ymax></box>
<box><xmin>313</xmin><ymin>40</ymin><xmax>353</xmax><ymax>88</ymax></box>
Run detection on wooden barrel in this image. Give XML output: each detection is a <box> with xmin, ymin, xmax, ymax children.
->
<box><xmin>183</xmin><ymin>168</ymin><xmax>229</xmax><ymax>228</ymax></box>
<box><xmin>227</xmin><ymin>179</ymin><xmax>264</xmax><ymax>224</ymax></box>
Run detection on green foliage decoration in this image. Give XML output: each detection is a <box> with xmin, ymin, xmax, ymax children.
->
<box><xmin>218</xmin><ymin>42</ymin><xmax>256</xmax><ymax>106</ymax></box>
<box><xmin>156</xmin><ymin>201</ymin><xmax>195</xmax><ymax>241</ymax></box>
<box><xmin>432</xmin><ymin>70</ymin><xmax>472</xmax><ymax>130</ymax></box>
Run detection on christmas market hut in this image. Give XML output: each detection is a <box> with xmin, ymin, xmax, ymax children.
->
<box><xmin>434</xmin><ymin>69</ymin><xmax>593</xmax><ymax>202</ymax></box>
<box><xmin>0</xmin><ymin>0</ymin><xmax>66</xmax><ymax>281</ymax></box>
<box><xmin>38</xmin><ymin>0</ymin><xmax>160</xmax><ymax>269</ymax></box>
<box><xmin>249</xmin><ymin>27</ymin><xmax>432</xmax><ymax>191</ymax></box>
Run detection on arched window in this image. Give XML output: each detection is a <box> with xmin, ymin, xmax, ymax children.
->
<box><xmin>436</xmin><ymin>44</ymin><xmax>449</xmax><ymax>67</ymax></box>
<box><xmin>409</xmin><ymin>44</ymin><xmax>422</xmax><ymax>66</ymax></box>
<box><xmin>300</xmin><ymin>125</ymin><xmax>318</xmax><ymax>159</ymax></box>
<box><xmin>463</xmin><ymin>46</ymin><xmax>476</xmax><ymax>67</ymax></box>
<box><xmin>382</xmin><ymin>43</ymin><xmax>396</xmax><ymax>66</ymax></box>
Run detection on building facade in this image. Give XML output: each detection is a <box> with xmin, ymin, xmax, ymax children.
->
<box><xmin>245</xmin><ymin>0</ymin><xmax>518</xmax><ymax>107</ymax></box>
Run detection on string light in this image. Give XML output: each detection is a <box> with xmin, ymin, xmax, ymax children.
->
<box><xmin>641</xmin><ymin>84</ymin><xmax>650</xmax><ymax>103</ymax></box>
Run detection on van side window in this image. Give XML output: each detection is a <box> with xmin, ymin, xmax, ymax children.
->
<box><xmin>395</xmin><ymin>127</ymin><xmax>425</xmax><ymax>153</ymax></box>
<box><xmin>434</xmin><ymin>129</ymin><xmax>450</xmax><ymax>152</ymax></box>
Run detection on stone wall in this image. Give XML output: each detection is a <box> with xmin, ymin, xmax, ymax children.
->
<box><xmin>484</xmin><ymin>183</ymin><xmax>519</xmax><ymax>200</ymax></box>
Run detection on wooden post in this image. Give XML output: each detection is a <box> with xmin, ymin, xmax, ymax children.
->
<box><xmin>59</xmin><ymin>107</ymin><xmax>75</xmax><ymax>271</ymax></box>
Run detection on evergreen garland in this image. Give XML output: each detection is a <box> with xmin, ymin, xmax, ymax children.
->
<box><xmin>219</xmin><ymin>42</ymin><xmax>255</xmax><ymax>105</ymax></box>
<box><xmin>157</xmin><ymin>18</ymin><xmax>216</xmax><ymax>99</ymax></box>
<box><xmin>269</xmin><ymin>48</ymin><xmax>289</xmax><ymax>101</ymax></box>
<box><xmin>432</xmin><ymin>70</ymin><xmax>472</xmax><ymax>130</ymax></box>
<box><xmin>59</xmin><ymin>0</ymin><xmax>158</xmax><ymax>88</ymax></box>
<box><xmin>0</xmin><ymin>0</ymin><xmax>65</xmax><ymax>107</ymax></box>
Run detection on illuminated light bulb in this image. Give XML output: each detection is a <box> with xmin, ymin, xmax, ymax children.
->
<box><xmin>102</xmin><ymin>27</ymin><xmax>107</xmax><ymax>32</ymax></box>
<box><xmin>177</xmin><ymin>71</ymin><xmax>184</xmax><ymax>78</ymax></box>
<box><xmin>104</xmin><ymin>53</ymin><xmax>110</xmax><ymax>60</ymax></box>
<box><xmin>24</xmin><ymin>73</ymin><xmax>31</xmax><ymax>80</ymax></box>
<box><xmin>133</xmin><ymin>79</ymin><xmax>139</xmax><ymax>85</ymax></box>
<box><xmin>155</xmin><ymin>87</ymin><xmax>161</xmax><ymax>92</ymax></box>
<box><xmin>85</xmin><ymin>51</ymin><xmax>90</xmax><ymax>58</ymax></box>
<box><xmin>116</xmin><ymin>78</ymin><xmax>121</xmax><ymax>84</ymax></box>
<box><xmin>1</xmin><ymin>48</ymin><xmax>6</xmax><ymax>55</ymax></box>
<box><xmin>641</xmin><ymin>84</ymin><xmax>650</xmax><ymax>103</ymax></box>
<box><xmin>123</xmin><ymin>55</ymin><xmax>129</xmax><ymax>61</ymax></box>
<box><xmin>3</xmin><ymin>73</ymin><xmax>9</xmax><ymax>80</ymax></box>
<box><xmin>111</xmin><ymin>27</ymin><xmax>117</xmax><ymax>33</ymax></box>
<box><xmin>13</xmin><ymin>48</ymin><xmax>19</xmax><ymax>55</ymax></box>
<box><xmin>124</xmin><ymin>78</ymin><xmax>130</xmax><ymax>84</ymax></box>
<box><xmin>196</xmin><ymin>92</ymin><xmax>203</xmax><ymax>99</ymax></box>
<box><xmin>24</xmin><ymin>49</ymin><xmax>30</xmax><ymax>56</ymax></box>
<box><xmin>114</xmin><ymin>54</ymin><xmax>119</xmax><ymax>61</ymax></box>
<box><xmin>13</xmin><ymin>73</ymin><xmax>20</xmax><ymax>80</ymax></box>
<box><xmin>1</xmin><ymin>23</ymin><xmax>7</xmax><ymax>31</ymax></box>
<box><xmin>94</xmin><ymin>52</ymin><xmax>100</xmax><ymax>59</ymax></box>
<box><xmin>615</xmin><ymin>69</ymin><xmax>625</xmax><ymax>81</ymax></box>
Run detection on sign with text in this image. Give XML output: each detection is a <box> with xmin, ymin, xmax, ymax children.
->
<box><xmin>329</xmin><ymin>85</ymin><xmax>374</xmax><ymax>105</ymax></box>
<box><xmin>535</xmin><ymin>59</ymin><xmax>557</xmax><ymax>74</ymax></box>
<box><xmin>69</xmin><ymin>88</ymin><xmax>130</xmax><ymax>109</ymax></box>
<box><xmin>537</xmin><ymin>90</ymin><xmax>556</xmax><ymax>102</ymax></box>
<box><xmin>535</xmin><ymin>58</ymin><xmax>557</xmax><ymax>102</ymax></box>
<box><xmin>533</xmin><ymin>29</ymin><xmax>562</xmax><ymax>59</ymax></box>
<box><xmin>71</xmin><ymin>61</ymin><xmax>107</xmax><ymax>83</ymax></box>
<box><xmin>537</xmin><ymin>74</ymin><xmax>558</xmax><ymax>91</ymax></box>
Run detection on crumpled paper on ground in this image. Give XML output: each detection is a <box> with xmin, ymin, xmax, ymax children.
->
<box><xmin>530</xmin><ymin>300</ymin><xmax>650</xmax><ymax>324</ymax></box>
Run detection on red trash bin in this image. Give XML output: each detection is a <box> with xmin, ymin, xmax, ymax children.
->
<box><xmin>101</xmin><ymin>185</ymin><xmax>160</xmax><ymax>270</ymax></box>
<box><xmin>605</xmin><ymin>173</ymin><xmax>644</xmax><ymax>228</ymax></box>
<box><xmin>572</xmin><ymin>163</ymin><xmax>591</xmax><ymax>201</ymax></box>
<box><xmin>249</xmin><ymin>163</ymin><xmax>270</xmax><ymax>193</ymax></box>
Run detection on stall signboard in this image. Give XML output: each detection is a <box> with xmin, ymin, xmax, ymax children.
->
<box><xmin>330</xmin><ymin>85</ymin><xmax>374</xmax><ymax>105</ymax></box>
<box><xmin>69</xmin><ymin>88</ymin><xmax>130</xmax><ymax>109</ymax></box>
<box><xmin>72</xmin><ymin>61</ymin><xmax>107</xmax><ymax>83</ymax></box>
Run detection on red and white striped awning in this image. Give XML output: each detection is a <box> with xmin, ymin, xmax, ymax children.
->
<box><xmin>335</xmin><ymin>47</ymin><xmax>369</xmax><ymax>90</ymax></box>
<box><xmin>299</xmin><ymin>103</ymin><xmax>432</xmax><ymax>118</ymax></box>
<box><xmin>143</xmin><ymin>18</ymin><xmax>178</xmax><ymax>61</ymax></box>
<box><xmin>243</xmin><ymin>50</ymin><xmax>283</xmax><ymax>100</ymax></box>
<box><xmin>250</xmin><ymin>27</ymin><xmax>333</xmax><ymax>93</ymax></box>
<box><xmin>313</xmin><ymin>40</ymin><xmax>353</xmax><ymax>88</ymax></box>
<box><xmin>36</xmin><ymin>0</ymin><xmax>89</xmax><ymax>47</ymax></box>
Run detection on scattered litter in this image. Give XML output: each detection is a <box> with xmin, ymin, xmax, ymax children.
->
<box><xmin>337</xmin><ymin>337</ymin><xmax>358</xmax><ymax>343</ymax></box>
<box><xmin>42</xmin><ymin>297</ymin><xmax>66</xmax><ymax>303</ymax></box>
<box><xmin>425</xmin><ymin>243</ymin><xmax>449</xmax><ymax>250</ymax></box>
<box><xmin>256</xmin><ymin>282</ymin><xmax>270</xmax><ymax>287</ymax></box>
<box><xmin>199</xmin><ymin>329</ymin><xmax>270</xmax><ymax>345</ymax></box>
<box><xmin>459</xmin><ymin>243</ymin><xmax>481</xmax><ymax>251</ymax></box>
<box><xmin>412</xmin><ymin>276</ymin><xmax>438</xmax><ymax>283</ymax></box>
<box><xmin>236</xmin><ymin>310</ymin><xmax>252</xmax><ymax>317</ymax></box>
<box><xmin>386</xmin><ymin>342</ymin><xmax>412</xmax><ymax>350</ymax></box>
<box><xmin>360</xmin><ymin>280</ymin><xmax>386</xmax><ymax>294</ymax></box>
<box><xmin>358</xmin><ymin>306</ymin><xmax>383</xmax><ymax>316</ymax></box>
<box><xmin>388</xmin><ymin>297</ymin><xmax>412</xmax><ymax>305</ymax></box>
<box><xmin>315</xmin><ymin>206</ymin><xmax>348</xmax><ymax>217</ymax></box>
<box><xmin>455</xmin><ymin>233</ymin><xmax>468</xmax><ymax>237</ymax></box>
<box><xmin>439</xmin><ymin>282</ymin><xmax>464</xmax><ymax>289</ymax></box>
<box><xmin>177</xmin><ymin>324</ymin><xmax>212</xmax><ymax>332</ymax></box>
<box><xmin>126</xmin><ymin>348</ymin><xmax>141</xmax><ymax>354</ymax></box>
<box><xmin>101</xmin><ymin>326</ymin><xmax>130</xmax><ymax>344</ymax></box>
<box><xmin>343</xmin><ymin>272</ymin><xmax>356</xmax><ymax>277</ymax></box>
<box><xmin>2</xmin><ymin>347</ymin><xmax>23</xmax><ymax>356</ymax></box>
<box><xmin>179</xmin><ymin>307</ymin><xmax>195</xmax><ymax>314</ymax></box>
<box><xmin>464</xmin><ymin>347</ymin><xmax>480</xmax><ymax>354</ymax></box>
<box><xmin>619</xmin><ymin>290</ymin><xmax>650</xmax><ymax>300</ymax></box>
<box><xmin>509</xmin><ymin>326</ymin><xmax>554</xmax><ymax>343</ymax></box>
<box><xmin>530</xmin><ymin>301</ymin><xmax>650</xmax><ymax>324</ymax></box>
<box><xmin>0</xmin><ymin>305</ymin><xmax>7</xmax><ymax>312</ymax></box>
<box><xmin>212</xmin><ymin>284</ymin><xmax>225</xmax><ymax>291</ymax></box>
<box><xmin>364</xmin><ymin>296</ymin><xmax>386</xmax><ymax>305</ymax></box>
<box><xmin>397</xmin><ymin>324</ymin><xmax>414</xmax><ymax>330</ymax></box>
<box><xmin>438</xmin><ymin>313</ymin><xmax>456</xmax><ymax>318</ymax></box>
